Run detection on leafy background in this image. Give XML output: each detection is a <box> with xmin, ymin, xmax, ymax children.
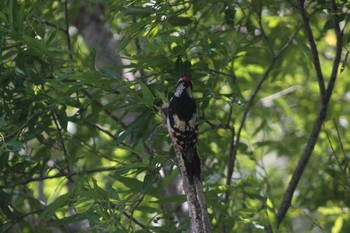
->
<box><xmin>1</xmin><ymin>0</ymin><xmax>349</xmax><ymax>232</ymax></box>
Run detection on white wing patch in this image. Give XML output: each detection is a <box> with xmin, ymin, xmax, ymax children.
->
<box><xmin>173</xmin><ymin>114</ymin><xmax>186</xmax><ymax>131</ymax></box>
<box><xmin>187</xmin><ymin>112</ymin><xmax>197</xmax><ymax>129</ymax></box>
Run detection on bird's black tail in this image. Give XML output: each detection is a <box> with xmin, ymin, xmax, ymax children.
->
<box><xmin>181</xmin><ymin>148</ymin><xmax>201</xmax><ymax>184</ymax></box>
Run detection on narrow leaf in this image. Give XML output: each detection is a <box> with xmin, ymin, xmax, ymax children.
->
<box><xmin>22</xmin><ymin>34</ymin><xmax>46</xmax><ymax>55</ymax></box>
<box><xmin>40</xmin><ymin>192</ymin><xmax>72</xmax><ymax>222</ymax></box>
<box><xmin>168</xmin><ymin>16</ymin><xmax>193</xmax><ymax>26</ymax></box>
<box><xmin>16</xmin><ymin>3</ymin><xmax>25</xmax><ymax>32</ymax></box>
<box><xmin>116</xmin><ymin>176</ymin><xmax>143</xmax><ymax>191</ymax></box>
<box><xmin>266</xmin><ymin>198</ymin><xmax>277</xmax><ymax>233</ymax></box>
<box><xmin>141</xmin><ymin>171</ymin><xmax>156</xmax><ymax>194</ymax></box>
<box><xmin>139</xmin><ymin>81</ymin><xmax>154</xmax><ymax>108</ymax></box>
<box><xmin>122</xmin><ymin>7</ymin><xmax>154</xmax><ymax>16</ymax></box>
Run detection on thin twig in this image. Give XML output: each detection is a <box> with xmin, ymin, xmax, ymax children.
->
<box><xmin>86</xmin><ymin>121</ymin><xmax>118</xmax><ymax>140</ymax></box>
<box><xmin>333</xmin><ymin>119</ymin><xmax>348</xmax><ymax>171</ymax></box>
<box><xmin>4</xmin><ymin>105</ymin><xmax>56</xmax><ymax>140</ymax></box>
<box><xmin>2</xmin><ymin>184</ymin><xmax>145</xmax><ymax>231</ymax></box>
<box><xmin>224</xmin><ymin>126</ymin><xmax>235</xmax><ymax>201</ymax></box>
<box><xmin>193</xmin><ymin>68</ymin><xmax>236</xmax><ymax>79</ymax></box>
<box><xmin>201</xmin><ymin>120</ymin><xmax>232</xmax><ymax>134</ymax></box>
<box><xmin>128</xmin><ymin>192</ymin><xmax>147</xmax><ymax>231</ymax></box>
<box><xmin>303</xmin><ymin>210</ymin><xmax>326</xmax><ymax>233</ymax></box>
<box><xmin>323</xmin><ymin>123</ymin><xmax>347</xmax><ymax>178</ymax></box>
<box><xmin>64</xmin><ymin>0</ymin><xmax>73</xmax><ymax>60</ymax></box>
<box><xmin>124</xmin><ymin>211</ymin><xmax>147</xmax><ymax>229</ymax></box>
<box><xmin>133</xmin><ymin>16</ymin><xmax>146</xmax><ymax>78</ymax></box>
<box><xmin>252</xmin><ymin>0</ymin><xmax>275</xmax><ymax>57</ymax></box>
<box><xmin>83</xmin><ymin>90</ymin><xmax>128</xmax><ymax>128</ymax></box>
<box><xmin>2</xmin><ymin>166</ymin><xmax>117</xmax><ymax>188</ymax></box>
<box><xmin>223</xmin><ymin>102</ymin><xmax>235</xmax><ymax>194</ymax></box>
<box><xmin>41</xmin><ymin>19</ymin><xmax>66</xmax><ymax>32</ymax></box>
<box><xmin>51</xmin><ymin>111</ymin><xmax>75</xmax><ymax>184</ymax></box>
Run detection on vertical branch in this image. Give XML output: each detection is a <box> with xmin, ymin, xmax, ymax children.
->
<box><xmin>225</xmin><ymin>126</ymin><xmax>235</xmax><ymax>193</ymax></box>
<box><xmin>274</xmin><ymin>0</ymin><xmax>343</xmax><ymax>229</ymax></box>
<box><xmin>224</xmin><ymin>104</ymin><xmax>234</xmax><ymax>193</ymax></box>
<box><xmin>298</xmin><ymin>0</ymin><xmax>326</xmax><ymax>98</ymax></box>
<box><xmin>175</xmin><ymin>149</ymin><xmax>211</xmax><ymax>233</ymax></box>
<box><xmin>274</xmin><ymin>96</ymin><xmax>326</xmax><ymax>227</ymax></box>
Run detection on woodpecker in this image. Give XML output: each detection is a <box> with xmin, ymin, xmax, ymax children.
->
<box><xmin>166</xmin><ymin>76</ymin><xmax>201</xmax><ymax>183</ymax></box>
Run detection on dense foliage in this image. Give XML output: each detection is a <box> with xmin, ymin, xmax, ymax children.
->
<box><xmin>1</xmin><ymin>0</ymin><xmax>349</xmax><ymax>232</ymax></box>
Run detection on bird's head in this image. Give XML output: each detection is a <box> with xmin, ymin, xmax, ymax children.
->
<box><xmin>174</xmin><ymin>76</ymin><xmax>193</xmax><ymax>97</ymax></box>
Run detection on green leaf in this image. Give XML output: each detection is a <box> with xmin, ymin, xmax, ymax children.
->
<box><xmin>224</xmin><ymin>7</ymin><xmax>235</xmax><ymax>26</ymax></box>
<box><xmin>22</xmin><ymin>34</ymin><xmax>47</xmax><ymax>55</ymax></box>
<box><xmin>56</xmin><ymin>107</ymin><xmax>68</xmax><ymax>130</ymax></box>
<box><xmin>153</xmin><ymin>194</ymin><xmax>186</xmax><ymax>204</ymax></box>
<box><xmin>136</xmin><ymin>205</ymin><xmax>159</xmax><ymax>213</ymax></box>
<box><xmin>184</xmin><ymin>60</ymin><xmax>191</xmax><ymax>76</ymax></box>
<box><xmin>113</xmin><ymin>166</ymin><xmax>130</xmax><ymax>176</ymax></box>
<box><xmin>139</xmin><ymin>81</ymin><xmax>154</xmax><ymax>108</ymax></box>
<box><xmin>46</xmin><ymin>30</ymin><xmax>57</xmax><ymax>45</ymax></box>
<box><xmin>16</xmin><ymin>3</ymin><xmax>25</xmax><ymax>32</ymax></box>
<box><xmin>168</xmin><ymin>16</ymin><xmax>193</xmax><ymax>26</ymax></box>
<box><xmin>174</xmin><ymin>59</ymin><xmax>192</xmax><ymax>78</ymax></box>
<box><xmin>0</xmin><ymin>11</ymin><xmax>8</xmax><ymax>23</ymax></box>
<box><xmin>8</xmin><ymin>0</ymin><xmax>13</xmax><ymax>26</ymax></box>
<box><xmin>88</xmin><ymin>48</ymin><xmax>96</xmax><ymax>70</ymax></box>
<box><xmin>105</xmin><ymin>183</ymin><xmax>120</xmax><ymax>201</ymax></box>
<box><xmin>175</xmin><ymin>57</ymin><xmax>182</xmax><ymax>78</ymax></box>
<box><xmin>115</xmin><ymin>176</ymin><xmax>143</xmax><ymax>192</ymax></box>
<box><xmin>115</xmin><ymin>130</ymin><xmax>127</xmax><ymax>145</ymax></box>
<box><xmin>6</xmin><ymin>139</ymin><xmax>24</xmax><ymax>152</ymax></box>
<box><xmin>0</xmin><ymin>150</ymin><xmax>9</xmax><ymax>173</ymax></box>
<box><xmin>0</xmin><ymin>190</ymin><xmax>16</xmax><ymax>219</ymax></box>
<box><xmin>91</xmin><ymin>178</ymin><xmax>109</xmax><ymax>201</ymax></box>
<box><xmin>69</xmin><ymin>71</ymin><xmax>115</xmax><ymax>88</ymax></box>
<box><xmin>160</xmin><ymin>168</ymin><xmax>179</xmax><ymax>188</ymax></box>
<box><xmin>50</xmin><ymin>212</ymin><xmax>88</xmax><ymax>227</ymax></box>
<box><xmin>266</xmin><ymin>198</ymin><xmax>277</xmax><ymax>233</ymax></box>
<box><xmin>141</xmin><ymin>170</ymin><xmax>157</xmax><ymax>194</ymax></box>
<box><xmin>40</xmin><ymin>192</ymin><xmax>73</xmax><ymax>222</ymax></box>
<box><xmin>122</xmin><ymin>7</ymin><xmax>154</xmax><ymax>16</ymax></box>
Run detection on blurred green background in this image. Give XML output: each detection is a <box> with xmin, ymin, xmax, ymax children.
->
<box><xmin>1</xmin><ymin>0</ymin><xmax>349</xmax><ymax>232</ymax></box>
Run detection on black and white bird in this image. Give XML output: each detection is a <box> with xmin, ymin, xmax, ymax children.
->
<box><xmin>166</xmin><ymin>76</ymin><xmax>201</xmax><ymax>183</ymax></box>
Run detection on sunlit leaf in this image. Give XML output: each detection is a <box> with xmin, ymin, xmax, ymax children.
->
<box><xmin>139</xmin><ymin>81</ymin><xmax>154</xmax><ymax>108</ymax></box>
<box><xmin>22</xmin><ymin>34</ymin><xmax>47</xmax><ymax>55</ymax></box>
<box><xmin>40</xmin><ymin>192</ymin><xmax>73</xmax><ymax>222</ymax></box>
<box><xmin>266</xmin><ymin>198</ymin><xmax>277</xmax><ymax>233</ymax></box>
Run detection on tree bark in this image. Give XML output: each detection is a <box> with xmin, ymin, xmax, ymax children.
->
<box><xmin>175</xmin><ymin>149</ymin><xmax>211</xmax><ymax>233</ymax></box>
<box><xmin>73</xmin><ymin>4</ymin><xmax>123</xmax><ymax>71</ymax></box>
